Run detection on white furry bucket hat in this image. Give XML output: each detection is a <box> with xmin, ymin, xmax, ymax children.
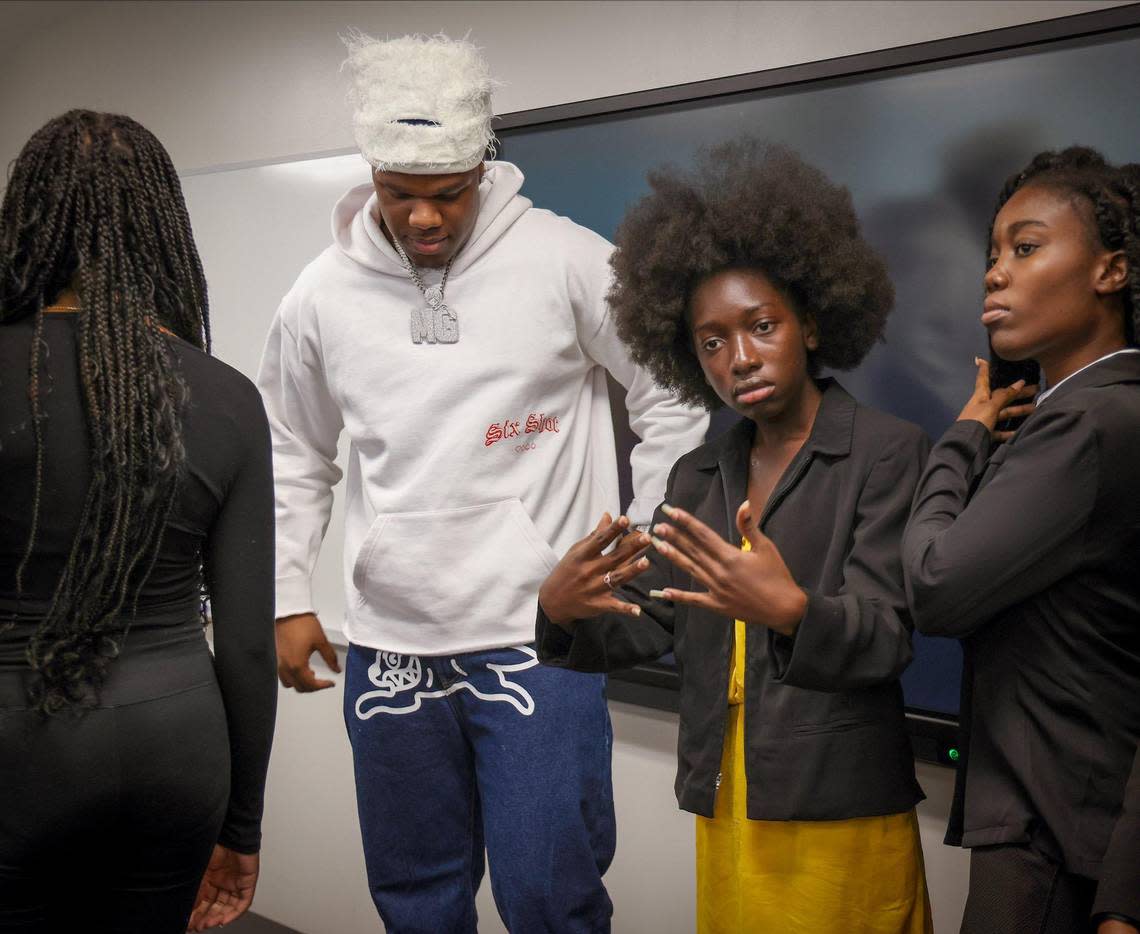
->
<box><xmin>343</xmin><ymin>32</ymin><xmax>497</xmax><ymax>174</ymax></box>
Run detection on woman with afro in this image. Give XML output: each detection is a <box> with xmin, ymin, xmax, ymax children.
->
<box><xmin>903</xmin><ymin>147</ymin><xmax>1140</xmax><ymax>934</ymax></box>
<box><xmin>537</xmin><ymin>139</ymin><xmax>932</xmax><ymax>933</ymax></box>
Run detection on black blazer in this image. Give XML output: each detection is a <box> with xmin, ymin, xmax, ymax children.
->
<box><xmin>538</xmin><ymin>380</ymin><xmax>927</xmax><ymax>821</ymax></box>
<box><xmin>1095</xmin><ymin>744</ymin><xmax>1140</xmax><ymax>922</ymax></box>
<box><xmin>903</xmin><ymin>353</ymin><xmax>1140</xmax><ymax>898</ymax></box>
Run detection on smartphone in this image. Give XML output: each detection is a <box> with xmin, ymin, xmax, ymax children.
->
<box><xmin>989</xmin><ymin>348</ymin><xmax>1038</xmax><ymax>435</ymax></box>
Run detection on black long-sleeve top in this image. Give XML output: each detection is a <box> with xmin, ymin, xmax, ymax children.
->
<box><xmin>902</xmin><ymin>353</ymin><xmax>1140</xmax><ymax>914</ymax></box>
<box><xmin>538</xmin><ymin>381</ymin><xmax>927</xmax><ymax>822</ymax></box>
<box><xmin>0</xmin><ymin>313</ymin><xmax>277</xmax><ymax>854</ymax></box>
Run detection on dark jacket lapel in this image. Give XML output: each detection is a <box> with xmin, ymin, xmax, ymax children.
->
<box><xmin>1041</xmin><ymin>351</ymin><xmax>1140</xmax><ymax>404</ymax></box>
<box><xmin>693</xmin><ymin>379</ymin><xmax>858</xmax><ymax>546</ymax></box>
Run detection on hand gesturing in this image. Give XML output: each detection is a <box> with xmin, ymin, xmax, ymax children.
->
<box><xmin>538</xmin><ymin>513</ymin><xmax>652</xmax><ymax>627</ymax></box>
<box><xmin>647</xmin><ymin>501</ymin><xmax>807</xmax><ymax>637</ymax></box>
<box><xmin>957</xmin><ymin>357</ymin><xmax>1038</xmax><ymax>442</ymax></box>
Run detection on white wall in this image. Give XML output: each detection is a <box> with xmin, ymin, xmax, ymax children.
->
<box><xmin>1</xmin><ymin>2</ymin><xmax>1123</xmax><ymax>931</ymax></box>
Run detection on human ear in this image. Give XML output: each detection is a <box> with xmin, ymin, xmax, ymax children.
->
<box><xmin>1094</xmin><ymin>249</ymin><xmax>1128</xmax><ymax>296</ymax></box>
<box><xmin>802</xmin><ymin>313</ymin><xmax>820</xmax><ymax>351</ymax></box>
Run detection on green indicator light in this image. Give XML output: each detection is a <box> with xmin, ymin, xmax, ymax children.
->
<box><xmin>948</xmin><ymin>748</ymin><xmax>960</xmax><ymax>762</ymax></box>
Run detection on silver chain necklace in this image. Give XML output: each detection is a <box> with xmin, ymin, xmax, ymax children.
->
<box><xmin>391</xmin><ymin>236</ymin><xmax>459</xmax><ymax>345</ymax></box>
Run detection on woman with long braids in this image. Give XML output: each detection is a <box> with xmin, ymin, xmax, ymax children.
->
<box><xmin>903</xmin><ymin>147</ymin><xmax>1140</xmax><ymax>934</ymax></box>
<box><xmin>0</xmin><ymin>111</ymin><xmax>276</xmax><ymax>932</ymax></box>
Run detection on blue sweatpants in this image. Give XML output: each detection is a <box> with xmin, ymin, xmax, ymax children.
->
<box><xmin>344</xmin><ymin>643</ymin><xmax>616</xmax><ymax>934</ymax></box>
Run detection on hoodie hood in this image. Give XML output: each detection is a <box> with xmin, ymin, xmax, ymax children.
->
<box><xmin>331</xmin><ymin>160</ymin><xmax>531</xmax><ymax>277</ymax></box>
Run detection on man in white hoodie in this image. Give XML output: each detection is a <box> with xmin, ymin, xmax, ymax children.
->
<box><xmin>259</xmin><ymin>34</ymin><xmax>708</xmax><ymax>933</ymax></box>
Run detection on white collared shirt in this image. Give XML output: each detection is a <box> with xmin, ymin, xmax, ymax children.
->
<box><xmin>1036</xmin><ymin>347</ymin><xmax>1140</xmax><ymax>404</ymax></box>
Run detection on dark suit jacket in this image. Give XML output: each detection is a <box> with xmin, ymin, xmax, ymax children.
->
<box><xmin>538</xmin><ymin>380</ymin><xmax>927</xmax><ymax>821</ymax></box>
<box><xmin>1094</xmin><ymin>744</ymin><xmax>1140</xmax><ymax>922</ymax></box>
<box><xmin>904</xmin><ymin>353</ymin><xmax>1140</xmax><ymax>897</ymax></box>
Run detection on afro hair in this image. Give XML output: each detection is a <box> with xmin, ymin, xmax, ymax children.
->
<box><xmin>609</xmin><ymin>138</ymin><xmax>894</xmax><ymax>409</ymax></box>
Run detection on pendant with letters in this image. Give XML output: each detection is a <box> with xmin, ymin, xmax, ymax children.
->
<box><xmin>410</xmin><ymin>297</ymin><xmax>459</xmax><ymax>344</ymax></box>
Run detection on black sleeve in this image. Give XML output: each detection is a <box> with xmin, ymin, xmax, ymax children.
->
<box><xmin>769</xmin><ymin>427</ymin><xmax>929</xmax><ymax>692</ymax></box>
<box><xmin>902</xmin><ymin>408</ymin><xmax>1097</xmax><ymax>638</ymax></box>
<box><xmin>1092</xmin><ymin>742</ymin><xmax>1140</xmax><ymax>925</ymax></box>
<box><xmin>203</xmin><ymin>389</ymin><xmax>278</xmax><ymax>854</ymax></box>
<box><xmin>536</xmin><ymin>477</ymin><xmax>679</xmax><ymax>673</ymax></box>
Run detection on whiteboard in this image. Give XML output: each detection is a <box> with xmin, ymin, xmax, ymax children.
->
<box><xmin>182</xmin><ymin>150</ymin><xmax>370</xmax><ymax>644</ymax></box>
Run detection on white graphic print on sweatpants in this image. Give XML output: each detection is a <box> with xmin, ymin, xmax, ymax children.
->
<box><xmin>354</xmin><ymin>645</ymin><xmax>539</xmax><ymax>719</ymax></box>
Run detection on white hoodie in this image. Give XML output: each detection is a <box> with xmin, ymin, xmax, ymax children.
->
<box><xmin>258</xmin><ymin>161</ymin><xmax>708</xmax><ymax>655</ymax></box>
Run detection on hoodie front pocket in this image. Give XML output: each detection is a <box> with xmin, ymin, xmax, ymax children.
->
<box><xmin>351</xmin><ymin>498</ymin><xmax>559</xmax><ymax>631</ymax></box>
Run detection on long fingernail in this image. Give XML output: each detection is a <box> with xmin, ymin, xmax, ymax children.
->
<box><xmin>630</xmin><ymin>604</ymin><xmax>641</xmax><ymax>616</ymax></box>
<box><xmin>653</xmin><ymin>524</ymin><xmax>667</xmax><ymax>536</ymax></box>
<box><xmin>649</xmin><ymin>589</ymin><xmax>669</xmax><ymax>599</ymax></box>
<box><xmin>650</xmin><ymin>535</ymin><xmax>668</xmax><ymax>550</ymax></box>
<box><xmin>974</xmin><ymin>356</ymin><xmax>983</xmax><ymax>365</ymax></box>
<box><xmin>661</xmin><ymin>503</ymin><xmax>677</xmax><ymax>518</ymax></box>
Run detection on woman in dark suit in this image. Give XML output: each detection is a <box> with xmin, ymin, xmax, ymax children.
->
<box><xmin>536</xmin><ymin>140</ymin><xmax>932</xmax><ymax>933</ymax></box>
<box><xmin>0</xmin><ymin>111</ymin><xmax>276</xmax><ymax>933</ymax></box>
<box><xmin>902</xmin><ymin>147</ymin><xmax>1140</xmax><ymax>934</ymax></box>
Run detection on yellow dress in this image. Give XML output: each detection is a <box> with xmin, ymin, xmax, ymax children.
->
<box><xmin>695</xmin><ymin>542</ymin><xmax>933</xmax><ymax>934</ymax></box>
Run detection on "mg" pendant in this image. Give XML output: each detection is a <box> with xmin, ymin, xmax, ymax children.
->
<box><xmin>410</xmin><ymin>302</ymin><xmax>459</xmax><ymax>344</ymax></box>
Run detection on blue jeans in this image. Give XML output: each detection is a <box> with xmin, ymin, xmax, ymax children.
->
<box><xmin>344</xmin><ymin>643</ymin><xmax>616</xmax><ymax>934</ymax></box>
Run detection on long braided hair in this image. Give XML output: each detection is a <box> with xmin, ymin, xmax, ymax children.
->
<box><xmin>0</xmin><ymin>110</ymin><xmax>210</xmax><ymax>713</ymax></box>
<box><xmin>988</xmin><ymin>146</ymin><xmax>1140</xmax><ymax>390</ymax></box>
